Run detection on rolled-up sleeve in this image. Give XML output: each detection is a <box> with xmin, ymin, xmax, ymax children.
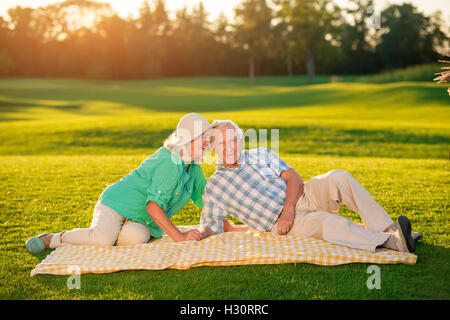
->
<box><xmin>267</xmin><ymin>148</ymin><xmax>291</xmax><ymax>176</ymax></box>
<box><xmin>145</xmin><ymin>164</ymin><xmax>179</xmax><ymax>212</ymax></box>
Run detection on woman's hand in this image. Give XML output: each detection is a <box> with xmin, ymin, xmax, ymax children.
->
<box><xmin>176</xmin><ymin>229</ymin><xmax>203</xmax><ymax>242</ymax></box>
<box><xmin>147</xmin><ymin>201</ymin><xmax>203</xmax><ymax>242</ymax></box>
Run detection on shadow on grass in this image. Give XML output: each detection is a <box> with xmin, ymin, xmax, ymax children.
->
<box><xmin>23</xmin><ymin>123</ymin><xmax>446</xmax><ymax>159</ymax></box>
<box><xmin>1</xmin><ymin>80</ymin><xmax>447</xmax><ymax>115</ymax></box>
<box><xmin>244</xmin><ymin>124</ymin><xmax>449</xmax><ymax>159</ymax></box>
<box><xmin>245</xmin><ymin>125</ymin><xmax>450</xmax><ymax>145</ymax></box>
<box><xmin>67</xmin><ymin>128</ymin><xmax>174</xmax><ymax>150</ymax></box>
<box><xmin>0</xmin><ymin>98</ymin><xmax>82</xmax><ymax>118</ymax></box>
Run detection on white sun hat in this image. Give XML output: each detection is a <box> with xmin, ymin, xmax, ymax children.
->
<box><xmin>176</xmin><ymin>113</ymin><xmax>217</xmax><ymax>145</ymax></box>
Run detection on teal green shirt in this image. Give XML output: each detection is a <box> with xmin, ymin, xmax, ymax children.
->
<box><xmin>98</xmin><ymin>147</ymin><xmax>206</xmax><ymax>238</ymax></box>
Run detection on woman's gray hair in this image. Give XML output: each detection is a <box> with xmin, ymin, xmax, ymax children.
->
<box><xmin>163</xmin><ymin>130</ymin><xmax>182</xmax><ymax>152</ymax></box>
<box><xmin>163</xmin><ymin>130</ymin><xmax>193</xmax><ymax>164</ymax></box>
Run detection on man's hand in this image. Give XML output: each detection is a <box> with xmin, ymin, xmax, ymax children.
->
<box><xmin>176</xmin><ymin>229</ymin><xmax>203</xmax><ymax>242</ymax></box>
<box><xmin>277</xmin><ymin>205</ymin><xmax>295</xmax><ymax>235</ymax></box>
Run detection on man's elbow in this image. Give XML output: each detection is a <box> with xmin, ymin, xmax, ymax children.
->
<box><xmin>283</xmin><ymin>168</ymin><xmax>302</xmax><ymax>183</ymax></box>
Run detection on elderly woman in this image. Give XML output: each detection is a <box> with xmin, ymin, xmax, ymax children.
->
<box><xmin>26</xmin><ymin>113</ymin><xmax>215</xmax><ymax>254</ymax></box>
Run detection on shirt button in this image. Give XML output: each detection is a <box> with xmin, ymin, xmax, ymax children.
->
<box><xmin>158</xmin><ymin>190</ymin><xmax>161</xmax><ymax>194</ymax></box>
<box><xmin>176</xmin><ymin>192</ymin><xmax>179</xmax><ymax>195</ymax></box>
<box><xmin>146</xmin><ymin>221</ymin><xmax>150</xmax><ymax>225</ymax></box>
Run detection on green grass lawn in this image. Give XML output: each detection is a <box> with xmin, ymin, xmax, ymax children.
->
<box><xmin>0</xmin><ymin>76</ymin><xmax>449</xmax><ymax>299</ymax></box>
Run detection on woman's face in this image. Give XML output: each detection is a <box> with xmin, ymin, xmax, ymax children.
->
<box><xmin>188</xmin><ymin>134</ymin><xmax>210</xmax><ymax>164</ymax></box>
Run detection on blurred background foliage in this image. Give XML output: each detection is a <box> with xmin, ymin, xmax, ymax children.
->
<box><xmin>0</xmin><ymin>0</ymin><xmax>448</xmax><ymax>82</ymax></box>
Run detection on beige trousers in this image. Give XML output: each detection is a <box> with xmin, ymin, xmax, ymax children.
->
<box><xmin>271</xmin><ymin>169</ymin><xmax>394</xmax><ymax>252</ymax></box>
<box><xmin>49</xmin><ymin>202</ymin><xmax>150</xmax><ymax>249</ymax></box>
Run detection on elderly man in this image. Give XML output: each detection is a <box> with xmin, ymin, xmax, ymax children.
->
<box><xmin>199</xmin><ymin>120</ymin><xmax>419</xmax><ymax>253</ymax></box>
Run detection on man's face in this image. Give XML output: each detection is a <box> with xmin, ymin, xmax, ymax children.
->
<box><xmin>212</xmin><ymin>126</ymin><xmax>240</xmax><ymax>165</ymax></box>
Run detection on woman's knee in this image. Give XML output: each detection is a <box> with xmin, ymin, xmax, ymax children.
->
<box><xmin>116</xmin><ymin>221</ymin><xmax>150</xmax><ymax>246</ymax></box>
<box><xmin>88</xmin><ymin>229</ymin><xmax>117</xmax><ymax>247</ymax></box>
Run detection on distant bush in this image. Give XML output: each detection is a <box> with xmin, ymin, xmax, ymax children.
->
<box><xmin>358</xmin><ymin>64</ymin><xmax>441</xmax><ymax>83</ymax></box>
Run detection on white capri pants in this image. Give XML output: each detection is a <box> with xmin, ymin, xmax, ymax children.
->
<box><xmin>49</xmin><ymin>202</ymin><xmax>150</xmax><ymax>249</ymax></box>
<box><xmin>271</xmin><ymin>169</ymin><xmax>394</xmax><ymax>252</ymax></box>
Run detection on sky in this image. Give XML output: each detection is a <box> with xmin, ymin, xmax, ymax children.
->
<box><xmin>0</xmin><ymin>0</ymin><xmax>449</xmax><ymax>26</ymax></box>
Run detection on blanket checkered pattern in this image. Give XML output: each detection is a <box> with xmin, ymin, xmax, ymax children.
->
<box><xmin>30</xmin><ymin>226</ymin><xmax>416</xmax><ymax>276</ymax></box>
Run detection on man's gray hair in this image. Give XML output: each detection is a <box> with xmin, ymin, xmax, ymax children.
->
<box><xmin>211</xmin><ymin>120</ymin><xmax>244</xmax><ymax>145</ymax></box>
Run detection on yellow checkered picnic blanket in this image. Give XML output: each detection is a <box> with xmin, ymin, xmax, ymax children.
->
<box><xmin>30</xmin><ymin>226</ymin><xmax>416</xmax><ymax>276</ymax></box>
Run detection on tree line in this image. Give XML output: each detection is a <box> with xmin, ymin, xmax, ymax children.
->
<box><xmin>0</xmin><ymin>0</ymin><xmax>448</xmax><ymax>83</ymax></box>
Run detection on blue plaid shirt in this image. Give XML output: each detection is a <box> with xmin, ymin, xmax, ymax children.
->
<box><xmin>200</xmin><ymin>148</ymin><xmax>292</xmax><ymax>233</ymax></box>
